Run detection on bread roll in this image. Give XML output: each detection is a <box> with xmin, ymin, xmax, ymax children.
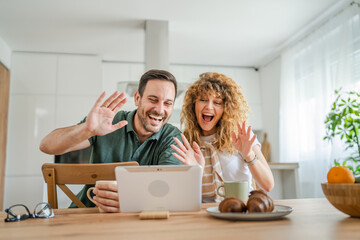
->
<box><xmin>247</xmin><ymin>190</ymin><xmax>274</xmax><ymax>213</ymax></box>
<box><xmin>218</xmin><ymin>197</ymin><xmax>247</xmax><ymax>213</ymax></box>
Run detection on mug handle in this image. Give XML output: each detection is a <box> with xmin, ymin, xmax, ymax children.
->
<box><xmin>86</xmin><ymin>187</ymin><xmax>97</xmax><ymax>205</ymax></box>
<box><xmin>216</xmin><ymin>184</ymin><xmax>225</xmax><ymax>197</ymax></box>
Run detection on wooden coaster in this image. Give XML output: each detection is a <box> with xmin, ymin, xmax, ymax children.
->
<box><xmin>139</xmin><ymin>210</ymin><xmax>170</xmax><ymax>220</ymax></box>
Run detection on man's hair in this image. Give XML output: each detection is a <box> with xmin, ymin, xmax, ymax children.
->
<box><xmin>181</xmin><ymin>72</ymin><xmax>250</xmax><ymax>154</ymax></box>
<box><xmin>138</xmin><ymin>69</ymin><xmax>177</xmax><ymax>98</ymax></box>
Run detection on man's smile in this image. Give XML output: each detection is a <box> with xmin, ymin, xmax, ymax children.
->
<box><xmin>148</xmin><ymin>112</ymin><xmax>165</xmax><ymax>125</ymax></box>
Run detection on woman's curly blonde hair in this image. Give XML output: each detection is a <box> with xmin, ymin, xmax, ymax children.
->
<box><xmin>181</xmin><ymin>72</ymin><xmax>250</xmax><ymax>154</ymax></box>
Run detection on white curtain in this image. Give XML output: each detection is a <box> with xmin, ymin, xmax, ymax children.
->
<box><xmin>279</xmin><ymin>4</ymin><xmax>360</xmax><ymax>198</ymax></box>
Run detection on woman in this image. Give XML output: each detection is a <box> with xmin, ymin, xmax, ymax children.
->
<box><xmin>171</xmin><ymin>72</ymin><xmax>274</xmax><ymax>202</ymax></box>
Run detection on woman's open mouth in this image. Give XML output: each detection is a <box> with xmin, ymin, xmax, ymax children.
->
<box><xmin>202</xmin><ymin>113</ymin><xmax>214</xmax><ymax>122</ymax></box>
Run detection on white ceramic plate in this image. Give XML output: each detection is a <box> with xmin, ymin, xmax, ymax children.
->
<box><xmin>206</xmin><ymin>205</ymin><xmax>293</xmax><ymax>221</ymax></box>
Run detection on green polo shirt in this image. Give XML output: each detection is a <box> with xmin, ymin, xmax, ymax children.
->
<box><xmin>70</xmin><ymin>110</ymin><xmax>183</xmax><ymax>208</ymax></box>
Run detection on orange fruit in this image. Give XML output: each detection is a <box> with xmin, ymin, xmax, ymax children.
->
<box><xmin>327</xmin><ymin>166</ymin><xmax>355</xmax><ymax>184</ymax></box>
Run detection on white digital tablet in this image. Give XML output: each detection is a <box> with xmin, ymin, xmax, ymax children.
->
<box><xmin>115</xmin><ymin>165</ymin><xmax>202</xmax><ymax>213</ymax></box>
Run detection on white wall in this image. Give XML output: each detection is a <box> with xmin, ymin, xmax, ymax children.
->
<box><xmin>259</xmin><ymin>57</ymin><xmax>281</xmax><ymax>163</ymax></box>
<box><xmin>0</xmin><ymin>36</ymin><xmax>11</xmax><ymax>69</ymax></box>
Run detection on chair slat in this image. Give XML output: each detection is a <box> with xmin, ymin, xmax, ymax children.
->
<box><xmin>58</xmin><ymin>184</ymin><xmax>86</xmax><ymax>208</ymax></box>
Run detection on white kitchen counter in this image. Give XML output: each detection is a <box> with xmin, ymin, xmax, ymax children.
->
<box><xmin>268</xmin><ymin>162</ymin><xmax>300</xmax><ymax>199</ymax></box>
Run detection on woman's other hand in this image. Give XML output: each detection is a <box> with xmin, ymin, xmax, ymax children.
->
<box><xmin>171</xmin><ymin>134</ymin><xmax>205</xmax><ymax>168</ymax></box>
<box><xmin>231</xmin><ymin>122</ymin><xmax>257</xmax><ymax>162</ymax></box>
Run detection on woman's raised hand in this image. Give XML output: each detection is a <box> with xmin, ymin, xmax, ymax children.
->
<box><xmin>171</xmin><ymin>134</ymin><xmax>205</xmax><ymax>168</ymax></box>
<box><xmin>231</xmin><ymin>122</ymin><xmax>257</xmax><ymax>161</ymax></box>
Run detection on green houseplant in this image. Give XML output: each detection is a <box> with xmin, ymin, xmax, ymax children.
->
<box><xmin>324</xmin><ymin>88</ymin><xmax>360</xmax><ymax>176</ymax></box>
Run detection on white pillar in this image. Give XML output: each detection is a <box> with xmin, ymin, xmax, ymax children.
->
<box><xmin>145</xmin><ymin>20</ymin><xmax>169</xmax><ymax>71</ymax></box>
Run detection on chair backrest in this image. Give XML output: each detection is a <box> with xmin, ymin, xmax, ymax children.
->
<box><xmin>41</xmin><ymin>162</ymin><xmax>139</xmax><ymax>209</ymax></box>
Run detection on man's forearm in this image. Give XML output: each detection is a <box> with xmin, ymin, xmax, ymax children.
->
<box><xmin>39</xmin><ymin>123</ymin><xmax>93</xmax><ymax>155</ymax></box>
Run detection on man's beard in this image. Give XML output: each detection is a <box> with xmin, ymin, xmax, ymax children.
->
<box><xmin>137</xmin><ymin>102</ymin><xmax>168</xmax><ymax>134</ymax></box>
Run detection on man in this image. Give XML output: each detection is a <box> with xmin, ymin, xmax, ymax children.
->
<box><xmin>40</xmin><ymin>69</ymin><xmax>183</xmax><ymax>212</ymax></box>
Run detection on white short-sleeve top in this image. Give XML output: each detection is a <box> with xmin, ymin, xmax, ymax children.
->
<box><xmin>199</xmin><ymin>131</ymin><xmax>260</xmax><ymax>191</ymax></box>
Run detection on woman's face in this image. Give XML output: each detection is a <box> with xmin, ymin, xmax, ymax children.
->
<box><xmin>195</xmin><ymin>94</ymin><xmax>224</xmax><ymax>136</ymax></box>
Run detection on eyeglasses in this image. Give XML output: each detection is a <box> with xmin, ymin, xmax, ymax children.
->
<box><xmin>4</xmin><ymin>202</ymin><xmax>54</xmax><ymax>222</ymax></box>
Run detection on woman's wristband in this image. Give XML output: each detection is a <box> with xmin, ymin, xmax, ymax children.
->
<box><xmin>244</xmin><ymin>154</ymin><xmax>258</xmax><ymax>166</ymax></box>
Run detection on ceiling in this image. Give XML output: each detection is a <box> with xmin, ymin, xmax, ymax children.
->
<box><xmin>0</xmin><ymin>0</ymin><xmax>340</xmax><ymax>68</ymax></box>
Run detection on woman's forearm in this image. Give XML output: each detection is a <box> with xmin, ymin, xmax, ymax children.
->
<box><xmin>248</xmin><ymin>146</ymin><xmax>275</xmax><ymax>192</ymax></box>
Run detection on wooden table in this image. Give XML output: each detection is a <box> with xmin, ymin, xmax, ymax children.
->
<box><xmin>1</xmin><ymin>198</ymin><xmax>359</xmax><ymax>240</ymax></box>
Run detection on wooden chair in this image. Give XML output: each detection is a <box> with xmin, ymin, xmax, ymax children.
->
<box><xmin>41</xmin><ymin>162</ymin><xmax>139</xmax><ymax>209</ymax></box>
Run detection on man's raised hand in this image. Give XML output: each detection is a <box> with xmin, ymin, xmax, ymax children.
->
<box><xmin>86</xmin><ymin>91</ymin><xmax>128</xmax><ymax>136</ymax></box>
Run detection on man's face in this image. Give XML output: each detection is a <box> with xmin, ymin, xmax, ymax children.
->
<box><xmin>134</xmin><ymin>79</ymin><xmax>176</xmax><ymax>136</ymax></box>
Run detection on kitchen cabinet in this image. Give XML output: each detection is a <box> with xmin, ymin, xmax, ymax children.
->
<box><xmin>11</xmin><ymin>53</ymin><xmax>57</xmax><ymax>94</ymax></box>
<box><xmin>4</xmin><ymin>52</ymin><xmax>101</xmax><ymax>209</ymax></box>
<box><xmin>57</xmin><ymin>55</ymin><xmax>102</xmax><ymax>95</ymax></box>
